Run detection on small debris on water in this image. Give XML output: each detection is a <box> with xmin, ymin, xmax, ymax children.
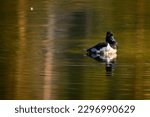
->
<box><xmin>30</xmin><ymin>7</ymin><xmax>33</xmax><ymax>11</ymax></box>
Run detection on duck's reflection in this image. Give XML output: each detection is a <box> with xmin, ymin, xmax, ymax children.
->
<box><xmin>87</xmin><ymin>53</ymin><xmax>117</xmax><ymax>76</ymax></box>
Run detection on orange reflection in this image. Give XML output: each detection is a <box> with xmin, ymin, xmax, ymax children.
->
<box><xmin>15</xmin><ymin>0</ymin><xmax>27</xmax><ymax>99</ymax></box>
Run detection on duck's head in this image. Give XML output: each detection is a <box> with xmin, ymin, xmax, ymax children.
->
<box><xmin>105</xmin><ymin>32</ymin><xmax>118</xmax><ymax>48</ymax></box>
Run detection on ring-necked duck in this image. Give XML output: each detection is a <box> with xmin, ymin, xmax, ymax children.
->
<box><xmin>87</xmin><ymin>32</ymin><xmax>118</xmax><ymax>55</ymax></box>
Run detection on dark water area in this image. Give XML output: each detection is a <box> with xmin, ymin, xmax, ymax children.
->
<box><xmin>0</xmin><ymin>0</ymin><xmax>150</xmax><ymax>99</ymax></box>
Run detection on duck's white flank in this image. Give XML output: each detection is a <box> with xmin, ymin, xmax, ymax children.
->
<box><xmin>99</xmin><ymin>44</ymin><xmax>117</xmax><ymax>56</ymax></box>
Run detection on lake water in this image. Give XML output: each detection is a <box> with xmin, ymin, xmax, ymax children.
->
<box><xmin>0</xmin><ymin>0</ymin><xmax>150</xmax><ymax>99</ymax></box>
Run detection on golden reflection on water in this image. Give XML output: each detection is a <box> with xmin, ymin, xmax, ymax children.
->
<box><xmin>15</xmin><ymin>0</ymin><xmax>28</xmax><ymax>99</ymax></box>
<box><xmin>134</xmin><ymin>1</ymin><xmax>144</xmax><ymax>99</ymax></box>
<box><xmin>15</xmin><ymin>0</ymin><xmax>56</xmax><ymax>99</ymax></box>
<box><xmin>43</xmin><ymin>45</ymin><xmax>53</xmax><ymax>99</ymax></box>
<box><xmin>43</xmin><ymin>10</ymin><xmax>55</xmax><ymax>99</ymax></box>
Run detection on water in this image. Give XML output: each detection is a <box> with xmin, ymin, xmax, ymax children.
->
<box><xmin>0</xmin><ymin>0</ymin><xmax>150</xmax><ymax>99</ymax></box>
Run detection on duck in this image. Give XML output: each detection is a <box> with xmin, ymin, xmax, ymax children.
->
<box><xmin>86</xmin><ymin>32</ymin><xmax>118</xmax><ymax>56</ymax></box>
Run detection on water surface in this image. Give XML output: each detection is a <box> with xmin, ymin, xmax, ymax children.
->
<box><xmin>0</xmin><ymin>0</ymin><xmax>150</xmax><ymax>99</ymax></box>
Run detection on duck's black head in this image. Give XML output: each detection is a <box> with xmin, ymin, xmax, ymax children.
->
<box><xmin>105</xmin><ymin>31</ymin><xmax>118</xmax><ymax>48</ymax></box>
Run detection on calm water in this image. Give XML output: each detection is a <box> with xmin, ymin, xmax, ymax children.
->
<box><xmin>0</xmin><ymin>0</ymin><xmax>150</xmax><ymax>99</ymax></box>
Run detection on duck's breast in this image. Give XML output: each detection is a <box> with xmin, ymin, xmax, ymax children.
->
<box><xmin>101</xmin><ymin>44</ymin><xmax>117</xmax><ymax>55</ymax></box>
